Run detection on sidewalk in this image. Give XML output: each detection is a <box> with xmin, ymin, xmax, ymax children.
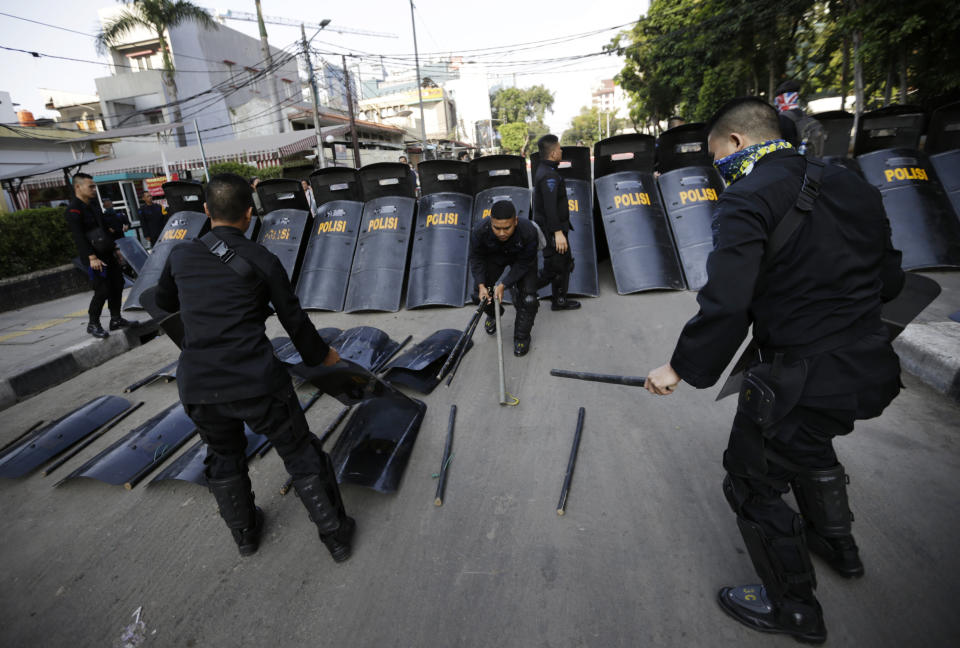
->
<box><xmin>0</xmin><ymin>288</ymin><xmax>157</xmax><ymax>410</ymax></box>
<box><xmin>0</xmin><ymin>270</ymin><xmax>957</xmax><ymax>412</ymax></box>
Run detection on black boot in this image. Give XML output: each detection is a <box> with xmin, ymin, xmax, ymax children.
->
<box><xmin>109</xmin><ymin>316</ymin><xmax>138</xmax><ymax>330</ymax></box>
<box><xmin>86</xmin><ymin>320</ymin><xmax>109</xmax><ymax>339</ymax></box>
<box><xmin>792</xmin><ymin>463</ymin><xmax>864</xmax><ymax>578</ymax></box>
<box><xmin>207</xmin><ymin>473</ymin><xmax>263</xmax><ymax>557</ymax></box>
<box><xmin>513</xmin><ymin>337</ymin><xmax>530</xmax><ymax>357</ymax></box>
<box><xmin>293</xmin><ymin>472</ymin><xmax>354</xmax><ymax>563</ymax></box>
<box><xmin>717</xmin><ymin>585</ymin><xmax>826</xmax><ymax>644</ymax></box>
<box><xmin>550</xmin><ymin>275</ymin><xmax>581</xmax><ymax>311</ymax></box>
<box><xmin>483</xmin><ymin>301</ymin><xmax>505</xmax><ymax>336</ymax></box>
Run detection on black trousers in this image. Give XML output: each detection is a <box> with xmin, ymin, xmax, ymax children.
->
<box><xmin>538</xmin><ymin>242</ymin><xmax>574</xmax><ymax>290</ymax></box>
<box><xmin>184</xmin><ymin>382</ymin><xmax>328</xmax><ymax>481</ymax></box>
<box><xmin>88</xmin><ymin>260</ymin><xmax>125</xmax><ymax>321</ymax></box>
<box><xmin>474</xmin><ymin>257</ymin><xmax>539</xmax><ymax>339</ymax></box>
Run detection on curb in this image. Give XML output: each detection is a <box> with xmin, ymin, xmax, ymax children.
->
<box><xmin>893</xmin><ymin>321</ymin><xmax>960</xmax><ymax>403</ymax></box>
<box><xmin>0</xmin><ymin>322</ymin><xmax>159</xmax><ymax>412</ymax></box>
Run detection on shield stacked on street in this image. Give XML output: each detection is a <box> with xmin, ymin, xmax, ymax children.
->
<box><xmin>594</xmin><ymin>134</ymin><xmax>685</xmax><ymax>294</ymax></box>
<box><xmin>296</xmin><ymin>168</ymin><xmax>365</xmax><ymax>311</ymax></box>
<box><xmin>343</xmin><ymin>163</ymin><xmax>417</xmax><ymax>313</ymax></box>
<box><xmin>406</xmin><ymin>160</ymin><xmax>473</xmax><ymax>309</ymax></box>
<box><xmin>927</xmin><ymin>101</ymin><xmax>960</xmax><ymax>220</ymax></box>
<box><xmin>255</xmin><ymin>178</ymin><xmax>313</xmax><ymax>284</ymax></box>
<box><xmin>655</xmin><ymin>123</ymin><xmax>724</xmax><ymax>291</ymax></box>
<box><xmin>855</xmin><ymin>105</ymin><xmax>960</xmax><ymax>269</ymax></box>
<box><xmin>812</xmin><ymin>110</ymin><xmax>861</xmax><ymax>174</ymax></box>
<box><xmin>123</xmin><ymin>181</ymin><xmax>209</xmax><ymax>310</ymax></box>
<box><xmin>530</xmin><ymin>146</ymin><xmax>600</xmax><ymax>298</ymax></box>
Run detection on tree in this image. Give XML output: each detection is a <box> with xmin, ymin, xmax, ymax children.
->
<box><xmin>497</xmin><ymin>122</ymin><xmax>529</xmax><ymax>156</ymax></box>
<box><xmin>97</xmin><ymin>0</ymin><xmax>218</xmax><ymax>147</ymax></box>
<box><xmin>561</xmin><ymin>106</ymin><xmax>626</xmax><ymax>147</ymax></box>
<box><xmin>490</xmin><ymin>85</ymin><xmax>556</xmax><ymax>156</ymax></box>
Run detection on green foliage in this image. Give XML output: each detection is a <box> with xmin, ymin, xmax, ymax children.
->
<box><xmin>0</xmin><ymin>207</ymin><xmax>76</xmax><ymax>278</ymax></box>
<box><xmin>561</xmin><ymin>106</ymin><xmax>627</xmax><ymax>147</ymax></box>
<box><xmin>490</xmin><ymin>85</ymin><xmax>556</xmax><ymax>155</ymax></box>
<box><xmin>207</xmin><ymin>161</ymin><xmax>260</xmax><ymax>180</ymax></box>
<box><xmin>257</xmin><ymin>165</ymin><xmax>284</xmax><ymax>180</ymax></box>
<box><xmin>497</xmin><ymin>122</ymin><xmax>529</xmax><ymax>155</ymax></box>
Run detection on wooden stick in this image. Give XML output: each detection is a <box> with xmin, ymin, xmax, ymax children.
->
<box><xmin>434</xmin><ymin>405</ymin><xmax>456</xmax><ymax>506</ymax></box>
<box><xmin>550</xmin><ymin>369</ymin><xmax>646</xmax><ymax>388</ymax></box>
<box><xmin>42</xmin><ymin>402</ymin><xmax>143</xmax><ymax>477</ymax></box>
<box><xmin>557</xmin><ymin>407</ymin><xmax>586</xmax><ymax>516</ymax></box>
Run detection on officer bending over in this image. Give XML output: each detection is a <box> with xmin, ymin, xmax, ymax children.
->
<box><xmin>470</xmin><ymin>200</ymin><xmax>540</xmax><ymax>356</ymax></box>
<box><xmin>156</xmin><ymin>173</ymin><xmax>355</xmax><ymax>562</ymax></box>
<box><xmin>645</xmin><ymin>98</ymin><xmax>904</xmax><ymax>643</ymax></box>
<box><xmin>533</xmin><ymin>134</ymin><xmax>580</xmax><ymax>311</ymax></box>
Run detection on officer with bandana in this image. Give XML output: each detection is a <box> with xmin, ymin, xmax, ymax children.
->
<box><xmin>644</xmin><ymin>98</ymin><xmax>904</xmax><ymax>644</ymax></box>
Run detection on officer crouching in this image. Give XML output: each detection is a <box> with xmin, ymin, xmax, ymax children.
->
<box><xmin>155</xmin><ymin>173</ymin><xmax>355</xmax><ymax>562</ymax></box>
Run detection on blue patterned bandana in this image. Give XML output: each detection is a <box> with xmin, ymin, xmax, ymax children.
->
<box><xmin>714</xmin><ymin>139</ymin><xmax>794</xmax><ymax>185</ymax></box>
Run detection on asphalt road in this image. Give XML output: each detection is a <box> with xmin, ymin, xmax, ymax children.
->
<box><xmin>1</xmin><ymin>268</ymin><xmax>958</xmax><ymax>647</ymax></box>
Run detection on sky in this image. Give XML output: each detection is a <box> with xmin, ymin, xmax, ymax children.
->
<box><xmin>0</xmin><ymin>0</ymin><xmax>648</xmax><ymax>135</ymax></box>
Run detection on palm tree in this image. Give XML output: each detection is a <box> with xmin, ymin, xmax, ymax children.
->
<box><xmin>96</xmin><ymin>0</ymin><xmax>218</xmax><ymax>146</ymax></box>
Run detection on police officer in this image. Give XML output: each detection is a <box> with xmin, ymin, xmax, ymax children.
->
<box><xmin>644</xmin><ymin>98</ymin><xmax>904</xmax><ymax>643</ymax></box>
<box><xmin>470</xmin><ymin>200</ymin><xmax>541</xmax><ymax>356</ymax></box>
<box><xmin>533</xmin><ymin>134</ymin><xmax>580</xmax><ymax>311</ymax></box>
<box><xmin>101</xmin><ymin>199</ymin><xmax>130</xmax><ymax>232</ymax></box>
<box><xmin>63</xmin><ymin>173</ymin><xmax>136</xmax><ymax>339</ymax></box>
<box><xmin>774</xmin><ymin>80</ymin><xmax>826</xmax><ymax>157</ymax></box>
<box><xmin>138</xmin><ymin>191</ymin><xmax>165</xmax><ymax>246</ymax></box>
<box><xmin>155</xmin><ymin>173</ymin><xmax>355</xmax><ymax>562</ymax></box>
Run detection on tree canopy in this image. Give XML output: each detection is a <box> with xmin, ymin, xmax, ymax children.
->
<box><xmin>561</xmin><ymin>106</ymin><xmax>627</xmax><ymax>147</ymax></box>
<box><xmin>490</xmin><ymin>85</ymin><xmax>556</xmax><ymax>156</ymax></box>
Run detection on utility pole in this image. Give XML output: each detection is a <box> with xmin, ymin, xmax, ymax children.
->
<box><xmin>254</xmin><ymin>0</ymin><xmax>284</xmax><ymax>134</ymax></box>
<box><xmin>302</xmin><ymin>23</ymin><xmax>327</xmax><ymax>169</ymax></box>
<box><xmin>409</xmin><ymin>0</ymin><xmax>429</xmax><ymax>160</ymax></box>
<box><xmin>606</xmin><ymin>111</ymin><xmax>610</xmax><ymax>139</ymax></box>
<box><xmin>342</xmin><ymin>55</ymin><xmax>362</xmax><ymax>168</ymax></box>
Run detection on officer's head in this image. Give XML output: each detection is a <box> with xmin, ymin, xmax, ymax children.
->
<box><xmin>142</xmin><ymin>190</ymin><xmax>153</xmax><ymax>204</ymax></box>
<box><xmin>490</xmin><ymin>200</ymin><xmax>518</xmax><ymax>242</ymax></box>
<box><xmin>204</xmin><ymin>173</ymin><xmax>254</xmax><ymax>230</ymax></box>
<box><xmin>705</xmin><ymin>97</ymin><xmax>781</xmax><ymax>162</ymax></box>
<box><xmin>537</xmin><ymin>134</ymin><xmax>562</xmax><ymax>162</ymax></box>
<box><xmin>399</xmin><ymin>155</ymin><xmax>408</xmax><ymax>166</ymax></box>
<box><xmin>102</xmin><ymin>199</ymin><xmax>113</xmax><ymax>209</ymax></box>
<box><xmin>72</xmin><ymin>173</ymin><xmax>96</xmax><ymax>203</ymax></box>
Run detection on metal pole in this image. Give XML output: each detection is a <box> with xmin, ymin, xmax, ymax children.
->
<box><xmin>254</xmin><ymin>0</ymin><xmax>284</xmax><ymax>134</ymax></box>
<box><xmin>302</xmin><ymin>23</ymin><xmax>327</xmax><ymax>169</ymax></box>
<box><xmin>342</xmin><ymin>55</ymin><xmax>362</xmax><ymax>168</ymax></box>
<box><xmin>409</xmin><ymin>0</ymin><xmax>429</xmax><ymax>160</ymax></box>
<box><xmin>193</xmin><ymin>120</ymin><xmax>210</xmax><ymax>182</ymax></box>
<box><xmin>157</xmin><ymin>133</ymin><xmax>171</xmax><ymax>181</ymax></box>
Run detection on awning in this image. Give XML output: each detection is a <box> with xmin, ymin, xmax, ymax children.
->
<box><xmin>56</xmin><ymin>122</ymin><xmax>186</xmax><ymax>144</ymax></box>
<box><xmin>0</xmin><ymin>154</ymin><xmax>105</xmax><ymax>182</ymax></box>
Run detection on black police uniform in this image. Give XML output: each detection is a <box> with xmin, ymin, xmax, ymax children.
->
<box><xmin>469</xmin><ymin>214</ymin><xmax>540</xmax><ymax>352</ymax></box>
<box><xmin>63</xmin><ymin>196</ymin><xmax>128</xmax><ymax>333</ymax></box>
<box><xmin>669</xmin><ymin>148</ymin><xmax>904</xmax><ymax>639</ymax></box>
<box><xmin>138</xmin><ymin>202</ymin><xmax>166</xmax><ymax>244</ymax></box>
<box><xmin>533</xmin><ymin>159</ymin><xmax>578</xmax><ymax>308</ymax></box>
<box><xmin>155</xmin><ymin>225</ymin><xmax>354</xmax><ymax>561</ymax></box>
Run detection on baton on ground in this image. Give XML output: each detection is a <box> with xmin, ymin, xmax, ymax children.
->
<box><xmin>550</xmin><ymin>369</ymin><xmax>646</xmax><ymax>388</ymax></box>
<box><xmin>123</xmin><ymin>360</ymin><xmax>178</xmax><ymax>393</ymax></box>
<box><xmin>434</xmin><ymin>405</ymin><xmax>456</xmax><ymax>506</ymax></box>
<box><xmin>42</xmin><ymin>402</ymin><xmax>144</xmax><ymax>477</ymax></box>
<box><xmin>436</xmin><ymin>298</ymin><xmax>488</xmax><ymax>380</ymax></box>
<box><xmin>374</xmin><ymin>335</ymin><xmax>412</xmax><ymax>374</ymax></box>
<box><xmin>444</xmin><ymin>305</ymin><xmax>484</xmax><ymax>387</ymax></box>
<box><xmin>557</xmin><ymin>407</ymin><xmax>586</xmax><ymax>516</ymax></box>
<box><xmin>280</xmin><ymin>404</ymin><xmax>353</xmax><ymax>496</ymax></box>
<box><xmin>495</xmin><ymin>296</ymin><xmax>507</xmax><ymax>405</ymax></box>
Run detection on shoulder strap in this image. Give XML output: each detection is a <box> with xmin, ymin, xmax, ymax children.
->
<box><xmin>762</xmin><ymin>158</ymin><xmax>825</xmax><ymax>267</ymax></box>
<box><xmin>200</xmin><ymin>232</ymin><xmax>258</xmax><ymax>284</ymax></box>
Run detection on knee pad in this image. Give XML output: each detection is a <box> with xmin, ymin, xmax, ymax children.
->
<box><xmin>521</xmin><ymin>293</ymin><xmax>539</xmax><ymax>313</ymax></box>
<box><xmin>791</xmin><ymin>463</ymin><xmax>853</xmax><ymax>537</ymax></box>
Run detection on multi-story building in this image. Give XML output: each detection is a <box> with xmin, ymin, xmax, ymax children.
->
<box><xmin>591</xmin><ymin>79</ymin><xmax>629</xmax><ymax>117</ymax></box>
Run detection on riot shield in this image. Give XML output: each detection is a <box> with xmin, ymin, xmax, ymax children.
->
<box><xmin>593</xmin><ymin>135</ymin><xmax>685</xmax><ymax>293</ymax></box>
<box><xmin>343</xmin><ymin>164</ymin><xmax>417</xmax><ymax>312</ymax></box>
<box><xmin>295</xmin><ymin>199</ymin><xmax>363</xmax><ymax>311</ymax></box>
<box><xmin>530</xmin><ymin>146</ymin><xmax>599</xmax><ymax>297</ymax></box>
<box><xmin>256</xmin><ymin>178</ymin><xmax>310</xmax><ymax>213</ymax></box>
<box><xmin>858</xmin><ymin>148</ymin><xmax>960</xmax><ymax>269</ymax></box>
<box><xmin>854</xmin><ymin>105</ymin><xmax>926</xmax><ymax>156</ymax></box>
<box><xmin>407</xmin><ymin>160</ymin><xmax>472</xmax><ymax>309</ymax></box>
<box><xmin>655</xmin><ymin>123</ymin><xmax>712</xmax><ymax>174</ymax></box>
<box><xmin>931</xmin><ymin>150</ymin><xmax>960</xmax><ymax>221</ymax></box>
<box><xmin>256</xmin><ymin>208</ymin><xmax>313</xmax><ymax>284</ymax></box>
<box><xmin>115</xmin><ymin>237</ymin><xmax>149</xmax><ymax>275</ymax></box>
<box><xmin>657</xmin><ymin>165</ymin><xmax>724</xmax><ymax>291</ymax></box>
<box><xmin>309</xmin><ymin>167</ymin><xmax>363</xmax><ymax>206</ymax></box>
<box><xmin>812</xmin><ymin>110</ymin><xmax>855</xmax><ymax>157</ymax></box>
<box><xmin>382</xmin><ymin>328</ymin><xmax>469</xmax><ymax>394</ymax></box>
<box><xmin>161</xmin><ymin>181</ymin><xmax>204</xmax><ymax>216</ymax></box>
<box><xmin>924</xmin><ymin>101</ymin><xmax>960</xmax><ymax>155</ymax></box>
<box><xmin>123</xmin><ymin>211</ymin><xmax>209</xmax><ymax>310</ymax></box>
<box><xmin>244</xmin><ymin>215</ymin><xmax>261</xmax><ymax>240</ymax></box>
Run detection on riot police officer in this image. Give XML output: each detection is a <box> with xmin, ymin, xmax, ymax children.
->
<box><xmin>63</xmin><ymin>173</ymin><xmax>136</xmax><ymax>338</ymax></box>
<box><xmin>155</xmin><ymin>173</ymin><xmax>355</xmax><ymax>562</ymax></box>
<box><xmin>533</xmin><ymin>134</ymin><xmax>580</xmax><ymax>311</ymax></box>
<box><xmin>645</xmin><ymin>98</ymin><xmax>904</xmax><ymax>643</ymax></box>
<box><xmin>470</xmin><ymin>200</ymin><xmax>541</xmax><ymax>356</ymax></box>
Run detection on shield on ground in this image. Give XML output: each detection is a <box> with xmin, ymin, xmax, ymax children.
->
<box><xmin>150</xmin><ymin>424</ymin><xmax>267</xmax><ymax>486</ymax></box>
<box><xmin>257</xmin><ymin>208</ymin><xmax>313</xmax><ymax>284</ymax></box>
<box><xmin>657</xmin><ymin>165</ymin><xmax>724</xmax><ymax>291</ymax></box>
<box><xmin>925</xmin><ymin>101</ymin><xmax>960</xmax><ymax>155</ymax></box>
<box><xmin>812</xmin><ymin>110</ymin><xmax>855</xmax><ymax>158</ymax></box>
<box><xmin>931</xmin><ymin>150</ymin><xmax>960</xmax><ymax>221</ymax></box>
<box><xmin>406</xmin><ymin>160</ymin><xmax>473</xmax><ymax>309</ymax></box>
<box><xmin>854</xmin><ymin>106</ymin><xmax>926</xmax><ymax>156</ymax></box>
<box><xmin>594</xmin><ymin>134</ymin><xmax>685</xmax><ymax>293</ymax></box>
<box><xmin>858</xmin><ymin>148</ymin><xmax>960</xmax><ymax>269</ymax></box>
<box><xmin>382</xmin><ymin>328</ymin><xmax>472</xmax><ymax>394</ymax></box>
<box><xmin>343</xmin><ymin>163</ymin><xmax>417</xmax><ymax>313</ymax></box>
<box><xmin>123</xmin><ymin>210</ymin><xmax>209</xmax><ymax>310</ymax></box>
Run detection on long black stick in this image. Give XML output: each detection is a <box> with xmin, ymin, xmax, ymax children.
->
<box><xmin>444</xmin><ymin>307</ymin><xmax>483</xmax><ymax>388</ymax></box>
<box><xmin>436</xmin><ymin>299</ymin><xmax>487</xmax><ymax>380</ymax></box>
<box><xmin>280</xmin><ymin>405</ymin><xmax>353</xmax><ymax>496</ymax></box>
<box><xmin>550</xmin><ymin>369</ymin><xmax>646</xmax><ymax>388</ymax></box>
<box><xmin>124</xmin><ymin>360</ymin><xmax>178</xmax><ymax>393</ymax></box>
<box><xmin>0</xmin><ymin>420</ymin><xmax>45</xmax><ymax>455</ymax></box>
<box><xmin>557</xmin><ymin>407</ymin><xmax>586</xmax><ymax>516</ymax></box>
<box><xmin>434</xmin><ymin>405</ymin><xmax>456</xmax><ymax>506</ymax></box>
<box><xmin>374</xmin><ymin>335</ymin><xmax>413</xmax><ymax>374</ymax></box>
<box><xmin>42</xmin><ymin>402</ymin><xmax>144</xmax><ymax>477</ymax></box>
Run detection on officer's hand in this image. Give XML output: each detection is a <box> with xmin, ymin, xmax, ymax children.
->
<box><xmin>555</xmin><ymin>231</ymin><xmax>568</xmax><ymax>254</ymax></box>
<box><xmin>322</xmin><ymin>347</ymin><xmax>341</xmax><ymax>366</ymax></box>
<box><xmin>645</xmin><ymin>363</ymin><xmax>680</xmax><ymax>396</ymax></box>
<box><xmin>89</xmin><ymin>256</ymin><xmax>105</xmax><ymax>272</ymax></box>
<box><xmin>478</xmin><ymin>284</ymin><xmax>491</xmax><ymax>303</ymax></box>
<box><xmin>494</xmin><ymin>283</ymin><xmax>505</xmax><ymax>303</ymax></box>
